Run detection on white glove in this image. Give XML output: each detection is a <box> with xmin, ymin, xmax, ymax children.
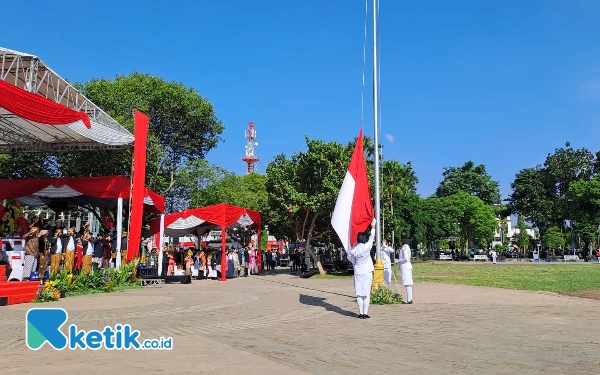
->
<box><xmin>371</xmin><ymin>218</ymin><xmax>376</xmax><ymax>226</ymax></box>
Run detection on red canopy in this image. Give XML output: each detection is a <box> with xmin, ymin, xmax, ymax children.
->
<box><xmin>150</xmin><ymin>203</ymin><xmax>260</xmax><ymax>237</ymax></box>
<box><xmin>0</xmin><ymin>175</ymin><xmax>164</xmax><ymax>214</ymax></box>
<box><xmin>150</xmin><ymin>203</ymin><xmax>262</xmax><ymax>279</ymax></box>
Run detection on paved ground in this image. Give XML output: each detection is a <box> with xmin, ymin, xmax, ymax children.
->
<box><xmin>1</xmin><ymin>270</ymin><xmax>599</xmax><ymax>374</ymax></box>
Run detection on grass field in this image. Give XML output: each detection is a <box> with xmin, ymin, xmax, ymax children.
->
<box><xmin>313</xmin><ymin>262</ymin><xmax>600</xmax><ymax>293</ymax></box>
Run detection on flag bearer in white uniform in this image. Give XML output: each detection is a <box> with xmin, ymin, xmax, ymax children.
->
<box><xmin>348</xmin><ymin>218</ymin><xmax>376</xmax><ymax>319</ymax></box>
<box><xmin>381</xmin><ymin>239</ymin><xmax>394</xmax><ymax>288</ymax></box>
<box><xmin>397</xmin><ymin>238</ymin><xmax>413</xmax><ymax>304</ymax></box>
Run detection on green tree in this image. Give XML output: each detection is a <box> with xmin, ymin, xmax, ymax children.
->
<box><xmin>509</xmin><ymin>142</ymin><xmax>599</xmax><ymax>250</ymax></box>
<box><xmin>191</xmin><ymin>172</ymin><xmax>268</xmax><ymax>215</ymax></box>
<box><xmin>412</xmin><ymin>197</ymin><xmax>449</xmax><ymax>250</ymax></box>
<box><xmin>515</xmin><ymin>215</ymin><xmax>530</xmax><ymax>253</ymax></box>
<box><xmin>170</xmin><ymin>159</ymin><xmax>232</xmax><ymax>212</ymax></box>
<box><xmin>0</xmin><ymin>153</ymin><xmax>59</xmax><ymax>179</ymax></box>
<box><xmin>435</xmin><ymin>161</ymin><xmax>500</xmax><ymax>205</ymax></box>
<box><xmin>568</xmin><ymin>174</ymin><xmax>600</xmax><ymax>251</ymax></box>
<box><xmin>266</xmin><ymin>136</ymin><xmax>354</xmax><ymax>274</ymax></box>
<box><xmin>380</xmin><ymin>160</ymin><xmax>419</xmax><ymax>243</ymax></box>
<box><xmin>62</xmin><ymin>72</ymin><xmax>225</xmax><ymax>202</ymax></box>
<box><xmin>441</xmin><ymin>192</ymin><xmax>496</xmax><ymax>250</ymax></box>
<box><xmin>543</xmin><ymin>226</ymin><xmax>565</xmax><ymax>250</ymax></box>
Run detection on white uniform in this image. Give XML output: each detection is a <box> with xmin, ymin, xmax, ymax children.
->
<box><xmin>348</xmin><ymin>227</ymin><xmax>375</xmax><ymax>316</ymax></box>
<box><xmin>398</xmin><ymin>244</ymin><xmax>413</xmax><ymax>303</ymax></box>
<box><xmin>491</xmin><ymin>250</ymin><xmax>497</xmax><ymax>264</ymax></box>
<box><xmin>381</xmin><ymin>245</ymin><xmax>393</xmax><ymax>288</ymax></box>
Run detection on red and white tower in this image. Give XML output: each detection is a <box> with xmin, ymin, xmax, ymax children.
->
<box><xmin>242</xmin><ymin>122</ymin><xmax>259</xmax><ymax>174</ymax></box>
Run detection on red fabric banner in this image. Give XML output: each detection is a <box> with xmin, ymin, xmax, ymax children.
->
<box><xmin>148</xmin><ymin>203</ymin><xmax>261</xmax><ymax>238</ymax></box>
<box><xmin>0</xmin><ymin>79</ymin><xmax>91</xmax><ymax>128</ymax></box>
<box><xmin>127</xmin><ymin>111</ymin><xmax>149</xmax><ymax>261</ymax></box>
<box><xmin>0</xmin><ymin>175</ymin><xmax>164</xmax><ymax>214</ymax></box>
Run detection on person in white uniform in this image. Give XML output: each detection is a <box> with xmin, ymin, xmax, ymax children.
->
<box><xmin>381</xmin><ymin>239</ymin><xmax>394</xmax><ymax>288</ymax></box>
<box><xmin>491</xmin><ymin>249</ymin><xmax>497</xmax><ymax>264</ymax></box>
<box><xmin>347</xmin><ymin>218</ymin><xmax>376</xmax><ymax>319</ymax></box>
<box><xmin>397</xmin><ymin>238</ymin><xmax>413</xmax><ymax>304</ymax></box>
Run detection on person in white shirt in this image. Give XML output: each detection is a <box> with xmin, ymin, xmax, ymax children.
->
<box><xmin>381</xmin><ymin>239</ymin><xmax>394</xmax><ymax>288</ymax></box>
<box><xmin>491</xmin><ymin>249</ymin><xmax>497</xmax><ymax>264</ymax></box>
<box><xmin>397</xmin><ymin>238</ymin><xmax>413</xmax><ymax>304</ymax></box>
<box><xmin>347</xmin><ymin>218</ymin><xmax>376</xmax><ymax>319</ymax></box>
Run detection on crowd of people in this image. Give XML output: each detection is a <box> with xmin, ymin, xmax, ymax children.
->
<box><xmin>144</xmin><ymin>243</ymin><xmax>288</xmax><ymax>280</ymax></box>
<box><xmin>11</xmin><ymin>212</ymin><xmax>131</xmax><ymax>280</ymax></box>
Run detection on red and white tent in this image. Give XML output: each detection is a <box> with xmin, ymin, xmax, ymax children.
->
<box><xmin>0</xmin><ymin>48</ymin><xmax>134</xmax><ymax>152</ymax></box>
<box><xmin>0</xmin><ymin>175</ymin><xmax>165</xmax><ymax>265</ymax></box>
<box><xmin>0</xmin><ymin>175</ymin><xmax>164</xmax><ymax>214</ymax></box>
<box><xmin>149</xmin><ymin>203</ymin><xmax>262</xmax><ymax>279</ymax></box>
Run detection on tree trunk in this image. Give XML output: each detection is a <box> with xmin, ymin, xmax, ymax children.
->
<box><xmin>305</xmin><ymin>213</ymin><xmax>325</xmax><ymax>275</ymax></box>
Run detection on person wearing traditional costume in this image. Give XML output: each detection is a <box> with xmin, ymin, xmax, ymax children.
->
<box><xmin>75</xmin><ymin>238</ymin><xmax>84</xmax><ymax>270</ymax></box>
<box><xmin>381</xmin><ymin>239</ymin><xmax>394</xmax><ymax>288</ymax></box>
<box><xmin>232</xmin><ymin>249</ymin><xmax>240</xmax><ymax>278</ymax></box>
<box><xmin>248</xmin><ymin>248</ymin><xmax>256</xmax><ymax>276</ymax></box>
<box><xmin>102</xmin><ymin>235</ymin><xmax>112</xmax><ymax>269</ymax></box>
<box><xmin>38</xmin><ymin>230</ymin><xmax>50</xmax><ymax>278</ymax></box>
<box><xmin>49</xmin><ymin>229</ymin><xmax>64</xmax><ymax>275</ymax></box>
<box><xmin>82</xmin><ymin>234</ymin><xmax>94</xmax><ymax>274</ymax></box>
<box><xmin>397</xmin><ymin>238</ymin><xmax>414</xmax><ymax>304</ymax></box>
<box><xmin>210</xmin><ymin>254</ymin><xmax>218</xmax><ymax>279</ymax></box>
<box><xmin>92</xmin><ymin>234</ymin><xmax>104</xmax><ymax>271</ymax></box>
<box><xmin>121</xmin><ymin>232</ymin><xmax>128</xmax><ymax>264</ymax></box>
<box><xmin>0</xmin><ymin>211</ymin><xmax>14</xmax><ymax>237</ymax></box>
<box><xmin>15</xmin><ymin>212</ymin><xmax>29</xmax><ymax>237</ymax></box>
<box><xmin>64</xmin><ymin>227</ymin><xmax>76</xmax><ymax>272</ymax></box>
<box><xmin>167</xmin><ymin>252</ymin><xmax>175</xmax><ymax>276</ymax></box>
<box><xmin>23</xmin><ymin>227</ymin><xmax>40</xmax><ymax>279</ymax></box>
<box><xmin>347</xmin><ymin>218</ymin><xmax>376</xmax><ymax>319</ymax></box>
<box><xmin>185</xmin><ymin>251</ymin><xmax>193</xmax><ymax>276</ymax></box>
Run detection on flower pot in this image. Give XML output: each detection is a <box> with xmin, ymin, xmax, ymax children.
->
<box><xmin>59</xmin><ymin>290</ymin><xmax>66</xmax><ymax>298</ymax></box>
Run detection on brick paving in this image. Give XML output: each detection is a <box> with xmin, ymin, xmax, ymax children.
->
<box><xmin>1</xmin><ymin>271</ymin><xmax>599</xmax><ymax>374</ymax></box>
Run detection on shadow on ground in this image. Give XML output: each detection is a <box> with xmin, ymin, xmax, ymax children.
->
<box><xmin>299</xmin><ymin>294</ymin><xmax>357</xmax><ymax>317</ymax></box>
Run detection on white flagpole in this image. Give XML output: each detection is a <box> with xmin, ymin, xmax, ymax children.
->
<box><xmin>373</xmin><ymin>0</ymin><xmax>381</xmax><ymax>261</ymax></box>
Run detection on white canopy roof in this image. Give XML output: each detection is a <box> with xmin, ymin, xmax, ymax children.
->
<box><xmin>0</xmin><ymin>47</ymin><xmax>134</xmax><ymax>152</ymax></box>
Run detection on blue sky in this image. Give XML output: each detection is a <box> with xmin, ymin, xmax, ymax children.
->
<box><xmin>3</xmin><ymin>0</ymin><xmax>600</xmax><ymax>198</ymax></box>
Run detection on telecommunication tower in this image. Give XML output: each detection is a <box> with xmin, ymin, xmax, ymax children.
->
<box><xmin>242</xmin><ymin>122</ymin><xmax>259</xmax><ymax>174</ymax></box>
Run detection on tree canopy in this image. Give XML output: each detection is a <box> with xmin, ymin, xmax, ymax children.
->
<box><xmin>435</xmin><ymin>161</ymin><xmax>501</xmax><ymax>205</ymax></box>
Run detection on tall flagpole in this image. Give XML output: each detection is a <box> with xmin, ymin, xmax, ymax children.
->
<box><xmin>372</xmin><ymin>0</ymin><xmax>384</xmax><ymax>289</ymax></box>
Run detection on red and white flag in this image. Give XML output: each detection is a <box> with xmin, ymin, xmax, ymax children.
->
<box><xmin>331</xmin><ymin>128</ymin><xmax>374</xmax><ymax>251</ymax></box>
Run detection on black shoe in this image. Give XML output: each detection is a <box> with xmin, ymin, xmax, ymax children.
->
<box><xmin>358</xmin><ymin>314</ymin><xmax>365</xmax><ymax>319</ymax></box>
<box><xmin>403</xmin><ymin>300</ymin><xmax>413</xmax><ymax>304</ymax></box>
<box><xmin>364</xmin><ymin>315</ymin><xmax>370</xmax><ymax>319</ymax></box>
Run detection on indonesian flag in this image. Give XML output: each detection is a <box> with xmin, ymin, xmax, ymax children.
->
<box><xmin>331</xmin><ymin>128</ymin><xmax>374</xmax><ymax>251</ymax></box>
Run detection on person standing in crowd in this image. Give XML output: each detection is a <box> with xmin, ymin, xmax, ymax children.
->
<box><xmin>38</xmin><ymin>230</ymin><xmax>50</xmax><ymax>278</ymax></box>
<box><xmin>232</xmin><ymin>248</ymin><xmax>240</xmax><ymax>277</ymax></box>
<box><xmin>381</xmin><ymin>239</ymin><xmax>394</xmax><ymax>288</ymax></box>
<box><xmin>271</xmin><ymin>250</ymin><xmax>277</xmax><ymax>272</ymax></box>
<box><xmin>23</xmin><ymin>227</ymin><xmax>40</xmax><ymax>279</ymax></box>
<box><xmin>50</xmin><ymin>228</ymin><xmax>63</xmax><ymax>275</ymax></box>
<box><xmin>93</xmin><ymin>233</ymin><xmax>104</xmax><ymax>271</ymax></box>
<box><xmin>397</xmin><ymin>238</ymin><xmax>414</xmax><ymax>304</ymax></box>
<box><xmin>347</xmin><ymin>218</ymin><xmax>376</xmax><ymax>319</ymax></box>
<box><xmin>248</xmin><ymin>247</ymin><xmax>256</xmax><ymax>275</ymax></box>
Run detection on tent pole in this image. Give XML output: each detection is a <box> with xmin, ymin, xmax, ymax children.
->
<box><xmin>115</xmin><ymin>197</ymin><xmax>123</xmax><ymax>270</ymax></box>
<box><xmin>218</xmin><ymin>225</ymin><xmax>227</xmax><ymax>281</ymax></box>
<box><xmin>157</xmin><ymin>214</ymin><xmax>164</xmax><ymax>276</ymax></box>
<box><xmin>257</xmin><ymin>226</ymin><xmax>262</xmax><ymax>275</ymax></box>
